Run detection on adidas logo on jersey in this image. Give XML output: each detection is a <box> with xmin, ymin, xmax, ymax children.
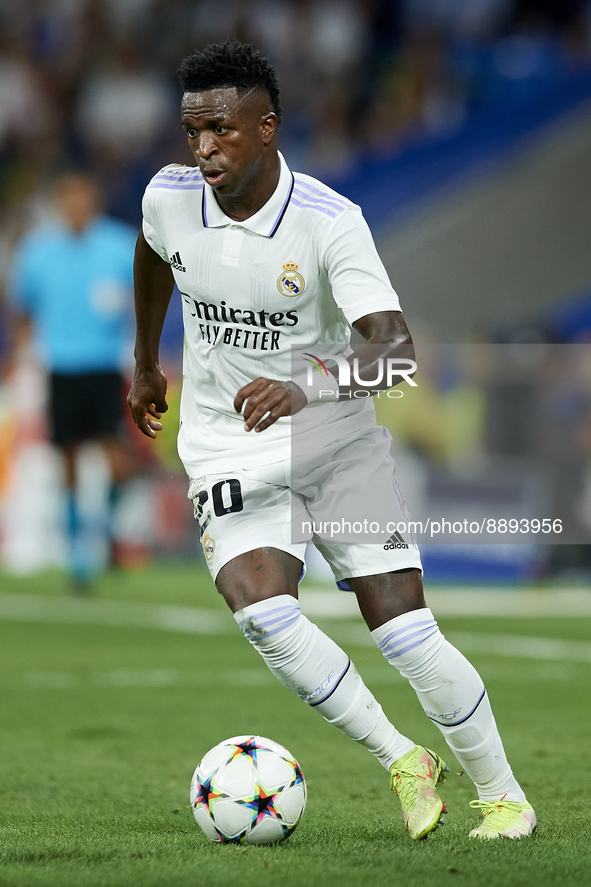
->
<box><xmin>169</xmin><ymin>251</ymin><xmax>186</xmax><ymax>272</ymax></box>
<box><xmin>383</xmin><ymin>529</ymin><xmax>409</xmax><ymax>550</ymax></box>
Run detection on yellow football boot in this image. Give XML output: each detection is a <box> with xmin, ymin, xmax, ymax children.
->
<box><xmin>469</xmin><ymin>799</ymin><xmax>536</xmax><ymax>839</ymax></box>
<box><xmin>389</xmin><ymin>746</ymin><xmax>448</xmax><ymax>840</ymax></box>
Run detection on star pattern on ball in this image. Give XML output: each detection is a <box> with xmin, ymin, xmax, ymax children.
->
<box><xmin>228</xmin><ymin>737</ymin><xmax>260</xmax><ymax>765</ymax></box>
<box><xmin>237</xmin><ymin>780</ymin><xmax>283</xmax><ymax>827</ymax></box>
<box><xmin>290</xmin><ymin>762</ymin><xmax>305</xmax><ymax>788</ymax></box>
<box><xmin>194</xmin><ymin>772</ymin><xmax>225</xmax><ymax>813</ymax></box>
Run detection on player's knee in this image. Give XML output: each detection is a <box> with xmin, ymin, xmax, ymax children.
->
<box><xmin>215</xmin><ymin>548</ymin><xmax>300</xmax><ymax>613</ymax></box>
<box><xmin>352</xmin><ymin>568</ymin><xmax>426</xmax><ymax>630</ymax></box>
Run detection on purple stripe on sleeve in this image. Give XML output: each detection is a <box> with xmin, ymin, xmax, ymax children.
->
<box><xmin>291</xmin><ymin>193</ymin><xmax>346</xmax><ymax>216</ymax></box>
<box><xmin>293</xmin><ymin>178</ymin><xmax>350</xmax><ymax>208</ymax></box>
<box><xmin>290</xmin><ymin>196</ymin><xmax>338</xmax><ymax>218</ymax></box>
<box><xmin>153</xmin><ymin>171</ymin><xmax>204</xmax><ymax>182</ymax></box>
<box><xmin>151</xmin><ymin>176</ymin><xmax>203</xmax><ymax>186</ymax></box>
<box><xmin>292</xmin><ymin>185</ymin><xmax>348</xmax><ymax>213</ymax></box>
<box><xmin>148</xmin><ymin>182</ymin><xmax>205</xmax><ymax>191</ymax></box>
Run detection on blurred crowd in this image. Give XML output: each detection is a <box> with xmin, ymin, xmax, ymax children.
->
<box><xmin>1</xmin><ymin>0</ymin><xmax>591</xmax><ymax>333</ymax></box>
<box><xmin>1</xmin><ymin>0</ymin><xmax>591</xmax><ymax>236</ymax></box>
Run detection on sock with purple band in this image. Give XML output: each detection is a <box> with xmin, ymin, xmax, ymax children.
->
<box><xmin>372</xmin><ymin>608</ymin><xmax>526</xmax><ymax>802</ymax></box>
<box><xmin>234</xmin><ymin>595</ymin><xmax>414</xmax><ymax>770</ymax></box>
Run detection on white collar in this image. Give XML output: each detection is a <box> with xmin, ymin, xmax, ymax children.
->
<box><xmin>201</xmin><ymin>152</ymin><xmax>294</xmax><ymax>238</ymax></box>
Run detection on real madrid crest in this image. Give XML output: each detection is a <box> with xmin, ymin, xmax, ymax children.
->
<box><xmin>203</xmin><ymin>532</ymin><xmax>215</xmax><ymax>561</ymax></box>
<box><xmin>277</xmin><ymin>261</ymin><xmax>305</xmax><ymax>297</ymax></box>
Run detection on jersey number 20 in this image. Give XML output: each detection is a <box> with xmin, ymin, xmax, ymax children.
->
<box><xmin>194</xmin><ymin>479</ymin><xmax>244</xmax><ymax>537</ymax></box>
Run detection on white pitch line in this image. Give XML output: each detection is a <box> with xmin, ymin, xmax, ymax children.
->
<box><xmin>0</xmin><ymin>640</ymin><xmax>587</xmax><ymax>693</ymax></box>
<box><xmin>0</xmin><ymin>592</ymin><xmax>590</xmax><ymax>664</ymax></box>
<box><xmin>0</xmin><ymin>667</ymin><xmax>276</xmax><ymax>691</ymax></box>
<box><xmin>0</xmin><ymin>593</ymin><xmax>230</xmax><ymax>634</ymax></box>
<box><xmin>300</xmin><ymin>587</ymin><xmax>591</xmax><ymax>618</ymax></box>
<box><xmin>1</xmin><ymin>588</ymin><xmax>590</xmax><ymax>634</ymax></box>
<box><xmin>446</xmin><ymin>632</ymin><xmax>591</xmax><ymax>662</ymax></box>
<box><xmin>325</xmin><ymin>622</ymin><xmax>591</xmax><ymax>662</ymax></box>
<box><xmin>0</xmin><ymin>665</ymin><xmax>404</xmax><ymax>692</ymax></box>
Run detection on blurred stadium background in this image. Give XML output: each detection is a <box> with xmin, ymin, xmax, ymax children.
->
<box><xmin>2</xmin><ymin>0</ymin><xmax>591</xmax><ymax>585</ymax></box>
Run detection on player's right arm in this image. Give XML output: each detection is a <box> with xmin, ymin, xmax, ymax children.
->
<box><xmin>127</xmin><ymin>230</ymin><xmax>175</xmax><ymax>438</ymax></box>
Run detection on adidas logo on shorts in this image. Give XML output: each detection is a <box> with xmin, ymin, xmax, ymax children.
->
<box><xmin>169</xmin><ymin>250</ymin><xmax>186</xmax><ymax>272</ymax></box>
<box><xmin>383</xmin><ymin>529</ymin><xmax>409</xmax><ymax>550</ymax></box>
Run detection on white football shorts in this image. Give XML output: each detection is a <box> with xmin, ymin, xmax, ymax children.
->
<box><xmin>187</xmin><ymin>423</ymin><xmax>422</xmax><ymax>589</ymax></box>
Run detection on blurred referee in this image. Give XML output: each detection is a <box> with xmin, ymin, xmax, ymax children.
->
<box><xmin>9</xmin><ymin>172</ymin><xmax>137</xmax><ymax>589</ymax></box>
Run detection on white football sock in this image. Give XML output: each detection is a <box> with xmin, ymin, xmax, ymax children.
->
<box><xmin>234</xmin><ymin>595</ymin><xmax>414</xmax><ymax>770</ymax></box>
<box><xmin>372</xmin><ymin>608</ymin><xmax>527</xmax><ymax>802</ymax></box>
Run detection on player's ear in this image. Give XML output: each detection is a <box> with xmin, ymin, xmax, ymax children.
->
<box><xmin>260</xmin><ymin>113</ymin><xmax>278</xmax><ymax>145</ymax></box>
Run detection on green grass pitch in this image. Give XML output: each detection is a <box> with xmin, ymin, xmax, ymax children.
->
<box><xmin>0</xmin><ymin>562</ymin><xmax>589</xmax><ymax>887</ymax></box>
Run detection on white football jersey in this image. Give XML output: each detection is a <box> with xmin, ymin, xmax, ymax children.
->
<box><xmin>142</xmin><ymin>153</ymin><xmax>401</xmax><ymax>476</ymax></box>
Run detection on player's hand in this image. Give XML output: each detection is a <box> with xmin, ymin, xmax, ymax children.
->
<box><xmin>234</xmin><ymin>377</ymin><xmax>307</xmax><ymax>432</ymax></box>
<box><xmin>127</xmin><ymin>365</ymin><xmax>169</xmax><ymax>438</ymax></box>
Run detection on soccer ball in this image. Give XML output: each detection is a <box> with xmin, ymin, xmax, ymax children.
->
<box><xmin>190</xmin><ymin>735</ymin><xmax>307</xmax><ymax>845</ymax></box>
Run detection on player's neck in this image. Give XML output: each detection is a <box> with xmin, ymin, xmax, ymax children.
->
<box><xmin>214</xmin><ymin>151</ymin><xmax>281</xmax><ymax>222</ymax></box>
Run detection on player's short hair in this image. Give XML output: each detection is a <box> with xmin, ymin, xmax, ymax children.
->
<box><xmin>177</xmin><ymin>40</ymin><xmax>283</xmax><ymax>124</ymax></box>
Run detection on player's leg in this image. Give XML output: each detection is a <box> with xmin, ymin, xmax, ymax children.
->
<box><xmin>350</xmin><ymin>567</ymin><xmax>535</xmax><ymax>839</ymax></box>
<box><xmin>306</xmin><ymin>423</ymin><xmax>532</xmax><ymax>839</ymax></box>
<box><xmin>189</xmin><ymin>471</ymin><xmax>422</xmax><ymax>831</ymax></box>
<box><xmin>218</xmin><ymin>549</ymin><xmax>419</xmax><ymax>801</ymax></box>
<box><xmin>314</xmin><ymin>560</ymin><xmax>448</xmax><ymax>839</ymax></box>
<box><xmin>297</xmin><ymin>428</ymin><xmax>448</xmax><ymax>837</ymax></box>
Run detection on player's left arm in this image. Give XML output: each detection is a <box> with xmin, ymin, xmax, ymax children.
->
<box><xmin>235</xmin><ymin>310</ymin><xmax>413</xmax><ymax>433</ymax></box>
<box><xmin>349</xmin><ymin>309</ymin><xmax>415</xmax><ymax>388</ymax></box>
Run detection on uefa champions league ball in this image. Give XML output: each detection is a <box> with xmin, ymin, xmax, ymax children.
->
<box><xmin>190</xmin><ymin>735</ymin><xmax>307</xmax><ymax>844</ymax></box>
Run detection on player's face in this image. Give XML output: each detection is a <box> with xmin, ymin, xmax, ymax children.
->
<box><xmin>181</xmin><ymin>88</ymin><xmax>277</xmax><ymax>200</ymax></box>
